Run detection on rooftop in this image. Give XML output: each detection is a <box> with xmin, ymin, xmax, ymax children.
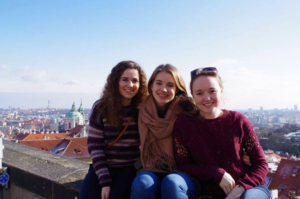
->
<box><xmin>268</xmin><ymin>159</ymin><xmax>300</xmax><ymax>198</ymax></box>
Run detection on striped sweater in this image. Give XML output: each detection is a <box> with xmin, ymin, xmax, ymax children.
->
<box><xmin>87</xmin><ymin>100</ymin><xmax>140</xmax><ymax>187</ymax></box>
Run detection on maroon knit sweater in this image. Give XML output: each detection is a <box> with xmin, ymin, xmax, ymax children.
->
<box><xmin>173</xmin><ymin>110</ymin><xmax>268</xmax><ymax>196</ymax></box>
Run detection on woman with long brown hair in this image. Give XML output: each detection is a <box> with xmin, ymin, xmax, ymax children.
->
<box><xmin>79</xmin><ymin>60</ymin><xmax>148</xmax><ymax>199</ymax></box>
<box><xmin>131</xmin><ymin>64</ymin><xmax>200</xmax><ymax>199</ymax></box>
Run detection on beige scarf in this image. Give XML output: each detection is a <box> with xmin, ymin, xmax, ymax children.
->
<box><xmin>138</xmin><ymin>95</ymin><xmax>181</xmax><ymax>171</ymax></box>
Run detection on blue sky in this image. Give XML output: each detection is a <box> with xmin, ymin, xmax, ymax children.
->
<box><xmin>1</xmin><ymin>0</ymin><xmax>300</xmax><ymax>110</ymax></box>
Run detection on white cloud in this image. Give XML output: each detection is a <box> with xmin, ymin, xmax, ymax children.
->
<box><xmin>0</xmin><ymin>65</ymin><xmax>10</xmax><ymax>69</ymax></box>
<box><xmin>220</xmin><ymin>66</ymin><xmax>300</xmax><ymax>109</ymax></box>
<box><xmin>22</xmin><ymin>66</ymin><xmax>30</xmax><ymax>71</ymax></box>
<box><xmin>22</xmin><ymin>71</ymin><xmax>49</xmax><ymax>83</ymax></box>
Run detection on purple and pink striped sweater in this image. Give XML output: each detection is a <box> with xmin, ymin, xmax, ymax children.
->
<box><xmin>87</xmin><ymin>100</ymin><xmax>140</xmax><ymax>187</ymax></box>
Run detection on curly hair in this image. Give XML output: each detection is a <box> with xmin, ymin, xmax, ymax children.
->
<box><xmin>98</xmin><ymin>61</ymin><xmax>148</xmax><ymax>129</ymax></box>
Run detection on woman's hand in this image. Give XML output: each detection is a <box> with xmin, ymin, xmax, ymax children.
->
<box><xmin>242</xmin><ymin>151</ymin><xmax>251</xmax><ymax>166</ymax></box>
<box><xmin>225</xmin><ymin>185</ymin><xmax>245</xmax><ymax>199</ymax></box>
<box><xmin>219</xmin><ymin>172</ymin><xmax>235</xmax><ymax>195</ymax></box>
<box><xmin>101</xmin><ymin>186</ymin><xmax>110</xmax><ymax>199</ymax></box>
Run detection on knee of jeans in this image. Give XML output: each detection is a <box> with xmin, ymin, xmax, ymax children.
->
<box><xmin>161</xmin><ymin>174</ymin><xmax>187</xmax><ymax>191</ymax></box>
<box><xmin>132</xmin><ymin>171</ymin><xmax>160</xmax><ymax>190</ymax></box>
<box><xmin>240</xmin><ymin>186</ymin><xmax>271</xmax><ymax>199</ymax></box>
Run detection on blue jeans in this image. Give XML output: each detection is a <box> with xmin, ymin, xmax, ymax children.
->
<box><xmin>199</xmin><ymin>184</ymin><xmax>271</xmax><ymax>199</ymax></box>
<box><xmin>131</xmin><ymin>171</ymin><xmax>200</xmax><ymax>199</ymax></box>
<box><xmin>240</xmin><ymin>184</ymin><xmax>271</xmax><ymax>199</ymax></box>
<box><xmin>79</xmin><ymin>164</ymin><xmax>136</xmax><ymax>199</ymax></box>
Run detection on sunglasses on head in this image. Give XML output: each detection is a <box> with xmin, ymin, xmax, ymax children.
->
<box><xmin>190</xmin><ymin>67</ymin><xmax>218</xmax><ymax>77</ymax></box>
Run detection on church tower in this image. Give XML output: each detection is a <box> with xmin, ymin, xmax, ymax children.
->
<box><xmin>64</xmin><ymin>102</ymin><xmax>84</xmax><ymax>130</ymax></box>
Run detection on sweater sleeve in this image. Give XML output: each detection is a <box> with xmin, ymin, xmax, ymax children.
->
<box><xmin>237</xmin><ymin>114</ymin><xmax>268</xmax><ymax>190</ymax></box>
<box><xmin>87</xmin><ymin>101</ymin><xmax>112</xmax><ymax>187</ymax></box>
<box><xmin>173</xmin><ymin>117</ymin><xmax>225</xmax><ymax>184</ymax></box>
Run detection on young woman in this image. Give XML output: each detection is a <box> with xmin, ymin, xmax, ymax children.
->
<box><xmin>79</xmin><ymin>61</ymin><xmax>148</xmax><ymax>199</ymax></box>
<box><xmin>172</xmin><ymin>67</ymin><xmax>270</xmax><ymax>199</ymax></box>
<box><xmin>131</xmin><ymin>64</ymin><xmax>200</xmax><ymax>199</ymax></box>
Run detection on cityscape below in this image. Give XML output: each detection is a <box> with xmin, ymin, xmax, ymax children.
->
<box><xmin>1</xmin><ymin>100</ymin><xmax>300</xmax><ymax>199</ymax></box>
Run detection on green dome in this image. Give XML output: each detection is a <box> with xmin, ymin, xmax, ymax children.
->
<box><xmin>65</xmin><ymin>102</ymin><xmax>83</xmax><ymax>118</ymax></box>
<box><xmin>65</xmin><ymin>111</ymin><xmax>83</xmax><ymax>118</ymax></box>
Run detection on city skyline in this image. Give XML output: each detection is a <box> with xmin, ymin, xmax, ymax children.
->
<box><xmin>1</xmin><ymin>0</ymin><xmax>300</xmax><ymax>109</ymax></box>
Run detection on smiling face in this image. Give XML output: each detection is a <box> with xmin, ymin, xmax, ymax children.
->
<box><xmin>118</xmin><ymin>68</ymin><xmax>140</xmax><ymax>106</ymax></box>
<box><xmin>151</xmin><ymin>71</ymin><xmax>177</xmax><ymax>107</ymax></box>
<box><xmin>191</xmin><ymin>76</ymin><xmax>223</xmax><ymax>119</ymax></box>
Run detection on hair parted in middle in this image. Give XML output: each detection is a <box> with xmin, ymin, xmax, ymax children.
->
<box><xmin>190</xmin><ymin>68</ymin><xmax>223</xmax><ymax>93</ymax></box>
<box><xmin>147</xmin><ymin>64</ymin><xmax>187</xmax><ymax>96</ymax></box>
<box><xmin>98</xmin><ymin>60</ymin><xmax>148</xmax><ymax>129</ymax></box>
<box><xmin>148</xmin><ymin>64</ymin><xmax>198</xmax><ymax>116</ymax></box>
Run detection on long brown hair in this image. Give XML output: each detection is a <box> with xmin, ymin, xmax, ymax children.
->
<box><xmin>98</xmin><ymin>61</ymin><xmax>148</xmax><ymax>128</ymax></box>
<box><xmin>148</xmin><ymin>64</ymin><xmax>198</xmax><ymax>116</ymax></box>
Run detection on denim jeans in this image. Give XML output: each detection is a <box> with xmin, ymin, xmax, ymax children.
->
<box><xmin>240</xmin><ymin>184</ymin><xmax>271</xmax><ymax>199</ymax></box>
<box><xmin>199</xmin><ymin>184</ymin><xmax>271</xmax><ymax>199</ymax></box>
<box><xmin>131</xmin><ymin>171</ymin><xmax>200</xmax><ymax>199</ymax></box>
<box><xmin>79</xmin><ymin>164</ymin><xmax>136</xmax><ymax>199</ymax></box>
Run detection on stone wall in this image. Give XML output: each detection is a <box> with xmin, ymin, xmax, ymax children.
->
<box><xmin>2</xmin><ymin>140</ymin><xmax>89</xmax><ymax>199</ymax></box>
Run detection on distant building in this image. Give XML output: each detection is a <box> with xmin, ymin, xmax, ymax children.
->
<box><xmin>271</xmin><ymin>116</ymin><xmax>284</xmax><ymax>124</ymax></box>
<box><xmin>50</xmin><ymin>137</ymin><xmax>90</xmax><ymax>162</ymax></box>
<box><xmin>68</xmin><ymin>125</ymin><xmax>87</xmax><ymax>137</ymax></box>
<box><xmin>19</xmin><ymin>137</ymin><xmax>90</xmax><ymax>162</ymax></box>
<box><xmin>268</xmin><ymin>159</ymin><xmax>300</xmax><ymax>198</ymax></box>
<box><xmin>49</xmin><ymin>118</ymin><xmax>59</xmax><ymax>131</ymax></box>
<box><xmin>10</xmin><ymin>121</ymin><xmax>22</xmax><ymax>128</ymax></box>
<box><xmin>295</xmin><ymin>105</ymin><xmax>298</xmax><ymax>111</ymax></box>
<box><xmin>64</xmin><ymin>102</ymin><xmax>84</xmax><ymax>130</ymax></box>
<box><xmin>0</xmin><ymin>121</ymin><xmax>7</xmax><ymax>126</ymax></box>
<box><xmin>77</xmin><ymin>100</ymin><xmax>85</xmax><ymax>122</ymax></box>
<box><xmin>47</xmin><ymin>100</ymin><xmax>51</xmax><ymax>109</ymax></box>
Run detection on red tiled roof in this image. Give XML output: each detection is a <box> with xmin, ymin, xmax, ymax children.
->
<box><xmin>68</xmin><ymin>125</ymin><xmax>84</xmax><ymax>137</ymax></box>
<box><xmin>1</xmin><ymin>131</ymin><xmax>11</xmax><ymax>136</ymax></box>
<box><xmin>51</xmin><ymin>137</ymin><xmax>89</xmax><ymax>159</ymax></box>
<box><xmin>268</xmin><ymin>159</ymin><xmax>300</xmax><ymax>198</ymax></box>
<box><xmin>66</xmin><ymin>137</ymin><xmax>87</xmax><ymax>146</ymax></box>
<box><xmin>61</xmin><ymin>137</ymin><xmax>89</xmax><ymax>159</ymax></box>
<box><xmin>19</xmin><ymin>139</ymin><xmax>62</xmax><ymax>151</ymax></box>
<box><xmin>16</xmin><ymin>133</ymin><xmax>29</xmax><ymax>141</ymax></box>
<box><xmin>22</xmin><ymin>133</ymin><xmax>68</xmax><ymax>141</ymax></box>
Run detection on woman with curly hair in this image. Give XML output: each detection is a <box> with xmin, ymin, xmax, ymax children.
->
<box><xmin>79</xmin><ymin>61</ymin><xmax>148</xmax><ymax>199</ymax></box>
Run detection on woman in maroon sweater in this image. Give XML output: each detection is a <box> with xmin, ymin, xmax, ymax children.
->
<box><xmin>172</xmin><ymin>67</ymin><xmax>271</xmax><ymax>199</ymax></box>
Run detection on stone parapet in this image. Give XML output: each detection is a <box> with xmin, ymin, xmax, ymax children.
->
<box><xmin>2</xmin><ymin>140</ymin><xmax>89</xmax><ymax>199</ymax></box>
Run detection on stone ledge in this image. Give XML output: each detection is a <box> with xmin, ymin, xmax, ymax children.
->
<box><xmin>2</xmin><ymin>140</ymin><xmax>89</xmax><ymax>199</ymax></box>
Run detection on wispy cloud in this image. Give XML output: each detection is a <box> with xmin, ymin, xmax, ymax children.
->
<box><xmin>0</xmin><ymin>65</ymin><xmax>10</xmax><ymax>69</ymax></box>
<box><xmin>22</xmin><ymin>71</ymin><xmax>49</xmax><ymax>83</ymax></box>
<box><xmin>12</xmin><ymin>66</ymin><xmax>30</xmax><ymax>75</ymax></box>
<box><xmin>21</xmin><ymin>66</ymin><xmax>30</xmax><ymax>71</ymax></box>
